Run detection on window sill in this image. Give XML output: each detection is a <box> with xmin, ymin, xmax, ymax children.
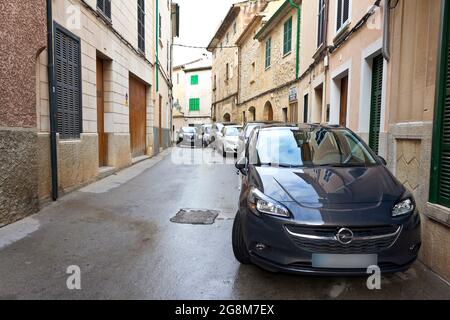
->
<box><xmin>424</xmin><ymin>202</ymin><xmax>450</xmax><ymax>227</ymax></box>
<box><xmin>333</xmin><ymin>21</ymin><xmax>351</xmax><ymax>44</ymax></box>
<box><xmin>283</xmin><ymin>51</ymin><xmax>292</xmax><ymax>59</ymax></box>
<box><xmin>313</xmin><ymin>43</ymin><xmax>326</xmax><ymax>61</ymax></box>
<box><xmin>97</xmin><ymin>9</ymin><xmax>112</xmax><ymax>26</ymax></box>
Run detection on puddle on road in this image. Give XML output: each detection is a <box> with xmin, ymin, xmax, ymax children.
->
<box><xmin>170</xmin><ymin>209</ymin><xmax>220</xmax><ymax>225</ymax></box>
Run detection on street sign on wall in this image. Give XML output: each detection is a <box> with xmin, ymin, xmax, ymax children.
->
<box><xmin>289</xmin><ymin>86</ymin><xmax>298</xmax><ymax>103</ymax></box>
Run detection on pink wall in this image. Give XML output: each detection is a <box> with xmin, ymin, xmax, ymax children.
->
<box><xmin>0</xmin><ymin>0</ymin><xmax>47</xmax><ymax>128</ymax></box>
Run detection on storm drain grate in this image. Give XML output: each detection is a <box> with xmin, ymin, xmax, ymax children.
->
<box><xmin>170</xmin><ymin>209</ymin><xmax>220</xmax><ymax>225</ymax></box>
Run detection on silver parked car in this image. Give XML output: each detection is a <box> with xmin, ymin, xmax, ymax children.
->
<box><xmin>217</xmin><ymin>125</ymin><xmax>243</xmax><ymax>157</ymax></box>
<box><xmin>177</xmin><ymin>127</ymin><xmax>200</xmax><ymax>147</ymax></box>
<box><xmin>211</xmin><ymin>122</ymin><xmax>237</xmax><ymax>150</ymax></box>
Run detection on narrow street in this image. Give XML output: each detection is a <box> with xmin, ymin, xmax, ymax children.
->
<box><xmin>0</xmin><ymin>148</ymin><xmax>449</xmax><ymax>300</ymax></box>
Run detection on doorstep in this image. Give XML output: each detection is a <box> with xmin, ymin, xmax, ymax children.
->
<box><xmin>98</xmin><ymin>166</ymin><xmax>116</xmax><ymax>179</ymax></box>
<box><xmin>132</xmin><ymin>155</ymin><xmax>151</xmax><ymax>165</ymax></box>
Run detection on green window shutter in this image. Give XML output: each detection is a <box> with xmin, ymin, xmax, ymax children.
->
<box><xmin>265</xmin><ymin>38</ymin><xmax>271</xmax><ymax>69</ymax></box>
<box><xmin>369</xmin><ymin>54</ymin><xmax>384</xmax><ymax>154</ymax></box>
<box><xmin>191</xmin><ymin>75</ymin><xmax>199</xmax><ymax>85</ymax></box>
<box><xmin>431</xmin><ymin>2</ymin><xmax>450</xmax><ymax>208</ymax></box>
<box><xmin>438</xmin><ymin>16</ymin><xmax>450</xmax><ymax>207</ymax></box>
<box><xmin>189</xmin><ymin>98</ymin><xmax>200</xmax><ymax>111</ymax></box>
<box><xmin>283</xmin><ymin>17</ymin><xmax>292</xmax><ymax>55</ymax></box>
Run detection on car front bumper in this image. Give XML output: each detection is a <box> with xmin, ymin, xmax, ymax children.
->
<box><xmin>224</xmin><ymin>143</ymin><xmax>238</xmax><ymax>153</ymax></box>
<box><xmin>240</xmin><ymin>210</ymin><xmax>421</xmax><ymax>276</ymax></box>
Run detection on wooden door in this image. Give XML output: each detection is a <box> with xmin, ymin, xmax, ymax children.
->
<box><xmin>339</xmin><ymin>76</ymin><xmax>349</xmax><ymax>127</ymax></box>
<box><xmin>129</xmin><ymin>76</ymin><xmax>147</xmax><ymax>157</ymax></box>
<box><xmin>96</xmin><ymin>59</ymin><xmax>107</xmax><ymax>166</ymax></box>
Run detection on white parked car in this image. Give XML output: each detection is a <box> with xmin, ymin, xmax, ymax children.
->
<box><xmin>217</xmin><ymin>125</ymin><xmax>243</xmax><ymax>157</ymax></box>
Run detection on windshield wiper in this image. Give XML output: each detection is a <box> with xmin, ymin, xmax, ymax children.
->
<box><xmin>316</xmin><ymin>163</ymin><xmax>366</xmax><ymax>168</ymax></box>
<box><xmin>260</xmin><ymin>163</ymin><xmax>302</xmax><ymax>168</ymax></box>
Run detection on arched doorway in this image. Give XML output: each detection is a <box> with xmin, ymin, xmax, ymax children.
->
<box><xmin>223</xmin><ymin>113</ymin><xmax>231</xmax><ymax>122</ymax></box>
<box><xmin>263</xmin><ymin>101</ymin><xmax>274</xmax><ymax>121</ymax></box>
<box><xmin>249</xmin><ymin>107</ymin><xmax>256</xmax><ymax>122</ymax></box>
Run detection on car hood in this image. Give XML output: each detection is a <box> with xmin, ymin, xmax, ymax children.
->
<box><xmin>255</xmin><ymin>165</ymin><xmax>405</xmax><ymax>206</ymax></box>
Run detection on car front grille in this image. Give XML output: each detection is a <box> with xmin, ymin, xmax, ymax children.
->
<box><xmin>285</xmin><ymin>225</ymin><xmax>401</xmax><ymax>254</ymax></box>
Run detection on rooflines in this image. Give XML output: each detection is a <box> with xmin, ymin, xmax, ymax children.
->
<box><xmin>236</xmin><ymin>15</ymin><xmax>263</xmax><ymax>46</ymax></box>
<box><xmin>254</xmin><ymin>0</ymin><xmax>300</xmax><ymax>41</ymax></box>
<box><xmin>173</xmin><ymin>58</ymin><xmax>203</xmax><ymax>70</ymax></box>
<box><xmin>207</xmin><ymin>5</ymin><xmax>241</xmax><ymax>52</ymax></box>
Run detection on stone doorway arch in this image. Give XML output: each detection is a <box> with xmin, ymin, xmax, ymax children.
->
<box><xmin>263</xmin><ymin>101</ymin><xmax>274</xmax><ymax>121</ymax></box>
<box><xmin>223</xmin><ymin>113</ymin><xmax>231</xmax><ymax>122</ymax></box>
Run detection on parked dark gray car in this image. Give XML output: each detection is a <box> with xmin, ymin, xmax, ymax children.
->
<box><xmin>233</xmin><ymin>124</ymin><xmax>421</xmax><ymax>276</ymax></box>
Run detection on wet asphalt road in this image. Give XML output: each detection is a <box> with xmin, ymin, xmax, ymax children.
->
<box><xmin>0</xmin><ymin>147</ymin><xmax>449</xmax><ymax>300</ymax></box>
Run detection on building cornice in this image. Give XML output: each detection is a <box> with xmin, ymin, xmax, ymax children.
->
<box><xmin>254</xmin><ymin>0</ymin><xmax>300</xmax><ymax>41</ymax></box>
<box><xmin>207</xmin><ymin>6</ymin><xmax>241</xmax><ymax>51</ymax></box>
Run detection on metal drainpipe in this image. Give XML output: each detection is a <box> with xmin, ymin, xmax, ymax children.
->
<box><xmin>47</xmin><ymin>0</ymin><xmax>58</xmax><ymax>201</ymax></box>
<box><xmin>382</xmin><ymin>0</ymin><xmax>391</xmax><ymax>61</ymax></box>
<box><xmin>156</xmin><ymin>0</ymin><xmax>159</xmax><ymax>92</ymax></box>
<box><xmin>289</xmin><ymin>0</ymin><xmax>301</xmax><ymax>80</ymax></box>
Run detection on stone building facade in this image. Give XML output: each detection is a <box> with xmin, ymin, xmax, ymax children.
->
<box><xmin>208</xmin><ymin>0</ymin><xmax>269</xmax><ymax>123</ymax></box>
<box><xmin>0</xmin><ymin>0</ymin><xmax>47</xmax><ymax>227</ymax></box>
<box><xmin>35</xmin><ymin>0</ymin><xmax>177</xmax><ymax>201</ymax></box>
<box><xmin>236</xmin><ymin>0</ymin><xmax>327</xmax><ymax>126</ymax></box>
<box><xmin>237</xmin><ymin>0</ymin><xmax>299</xmax><ymax>123</ymax></box>
<box><xmin>1</xmin><ymin>0</ymin><xmax>178</xmax><ymax>226</ymax></box>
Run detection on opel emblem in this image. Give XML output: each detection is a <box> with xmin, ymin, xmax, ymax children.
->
<box><xmin>336</xmin><ymin>228</ymin><xmax>354</xmax><ymax>245</ymax></box>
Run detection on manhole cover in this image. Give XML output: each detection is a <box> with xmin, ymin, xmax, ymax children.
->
<box><xmin>170</xmin><ymin>209</ymin><xmax>220</xmax><ymax>225</ymax></box>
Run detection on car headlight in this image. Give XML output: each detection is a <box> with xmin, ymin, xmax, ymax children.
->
<box><xmin>247</xmin><ymin>188</ymin><xmax>290</xmax><ymax>218</ymax></box>
<box><xmin>392</xmin><ymin>198</ymin><xmax>415</xmax><ymax>217</ymax></box>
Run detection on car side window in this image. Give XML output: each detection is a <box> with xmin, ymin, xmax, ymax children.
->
<box><xmin>248</xmin><ymin>130</ymin><xmax>259</xmax><ymax>164</ymax></box>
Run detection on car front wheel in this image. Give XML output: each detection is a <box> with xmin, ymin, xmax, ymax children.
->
<box><xmin>232</xmin><ymin>211</ymin><xmax>251</xmax><ymax>265</ymax></box>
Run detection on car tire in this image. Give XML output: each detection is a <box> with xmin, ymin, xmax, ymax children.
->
<box><xmin>222</xmin><ymin>148</ymin><xmax>226</xmax><ymax>158</ymax></box>
<box><xmin>232</xmin><ymin>211</ymin><xmax>251</xmax><ymax>265</ymax></box>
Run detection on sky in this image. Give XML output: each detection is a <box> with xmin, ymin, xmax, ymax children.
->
<box><xmin>173</xmin><ymin>0</ymin><xmax>238</xmax><ymax>66</ymax></box>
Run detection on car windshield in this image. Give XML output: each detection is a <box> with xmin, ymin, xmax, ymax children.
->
<box><xmin>245</xmin><ymin>124</ymin><xmax>260</xmax><ymax>138</ymax></box>
<box><xmin>253</xmin><ymin>128</ymin><xmax>377</xmax><ymax>168</ymax></box>
<box><xmin>182</xmin><ymin>127</ymin><xmax>197</xmax><ymax>134</ymax></box>
<box><xmin>226</xmin><ymin>127</ymin><xmax>243</xmax><ymax>137</ymax></box>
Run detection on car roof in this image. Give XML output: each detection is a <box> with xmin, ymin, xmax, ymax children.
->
<box><xmin>225</xmin><ymin>125</ymin><xmax>243</xmax><ymax>129</ymax></box>
<box><xmin>215</xmin><ymin>122</ymin><xmax>238</xmax><ymax>126</ymax></box>
<box><xmin>258</xmin><ymin>123</ymin><xmax>346</xmax><ymax>131</ymax></box>
<box><xmin>245</xmin><ymin>121</ymin><xmax>282</xmax><ymax>126</ymax></box>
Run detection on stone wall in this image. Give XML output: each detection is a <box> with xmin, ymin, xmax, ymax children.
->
<box><xmin>0</xmin><ymin>0</ymin><xmax>46</xmax><ymax>226</ymax></box>
<box><xmin>0</xmin><ymin>131</ymin><xmax>39</xmax><ymax>227</ymax></box>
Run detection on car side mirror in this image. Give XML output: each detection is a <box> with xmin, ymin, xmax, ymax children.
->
<box><xmin>378</xmin><ymin>156</ymin><xmax>387</xmax><ymax>166</ymax></box>
<box><xmin>235</xmin><ymin>157</ymin><xmax>248</xmax><ymax>176</ymax></box>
